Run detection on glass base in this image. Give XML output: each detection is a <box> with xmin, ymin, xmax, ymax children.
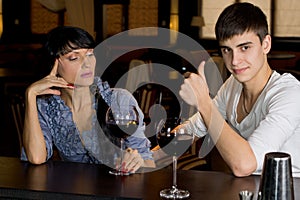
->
<box><xmin>109</xmin><ymin>169</ymin><xmax>131</xmax><ymax>176</ymax></box>
<box><xmin>160</xmin><ymin>186</ymin><xmax>190</xmax><ymax>199</ymax></box>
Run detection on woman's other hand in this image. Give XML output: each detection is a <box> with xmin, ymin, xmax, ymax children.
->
<box><xmin>121</xmin><ymin>148</ymin><xmax>144</xmax><ymax>173</ymax></box>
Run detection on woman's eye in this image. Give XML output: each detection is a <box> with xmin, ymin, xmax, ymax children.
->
<box><xmin>68</xmin><ymin>57</ymin><xmax>78</xmax><ymax>61</ymax></box>
<box><xmin>86</xmin><ymin>53</ymin><xmax>94</xmax><ymax>57</ymax></box>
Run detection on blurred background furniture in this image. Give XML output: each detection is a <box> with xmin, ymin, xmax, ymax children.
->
<box><xmin>4</xmin><ymin>81</ymin><xmax>61</xmax><ymax>160</ymax></box>
<box><xmin>125</xmin><ymin>59</ymin><xmax>151</xmax><ymax>93</ymax></box>
<box><xmin>6</xmin><ymin>86</ymin><xmax>26</xmax><ymax>154</ymax></box>
<box><xmin>133</xmin><ymin>82</ymin><xmax>180</xmax><ymax>149</ymax></box>
<box><xmin>133</xmin><ymin>82</ymin><xmax>209</xmax><ymax>170</ymax></box>
<box><xmin>0</xmin><ymin>67</ymin><xmax>36</xmax><ymax>157</ymax></box>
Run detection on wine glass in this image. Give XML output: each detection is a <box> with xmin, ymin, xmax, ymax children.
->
<box><xmin>105</xmin><ymin>105</ymin><xmax>139</xmax><ymax>175</ymax></box>
<box><xmin>156</xmin><ymin>117</ymin><xmax>194</xmax><ymax>199</ymax></box>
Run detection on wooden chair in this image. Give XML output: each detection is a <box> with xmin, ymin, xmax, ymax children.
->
<box><xmin>5</xmin><ymin>83</ymin><xmax>61</xmax><ymax>160</ymax></box>
<box><xmin>8</xmin><ymin>93</ymin><xmax>25</xmax><ymax>153</ymax></box>
<box><xmin>176</xmin><ymin>137</ymin><xmax>209</xmax><ymax>171</ymax></box>
<box><xmin>133</xmin><ymin>83</ymin><xmax>208</xmax><ymax>170</ymax></box>
<box><xmin>133</xmin><ymin>83</ymin><xmax>163</xmax><ymax>122</ymax></box>
<box><xmin>133</xmin><ymin>83</ymin><xmax>181</xmax><ymax>149</ymax></box>
<box><xmin>133</xmin><ymin>83</ymin><xmax>163</xmax><ymax>149</ymax></box>
<box><xmin>152</xmin><ymin>137</ymin><xmax>209</xmax><ymax>171</ymax></box>
<box><xmin>4</xmin><ymin>82</ymin><xmax>29</xmax><ymax>155</ymax></box>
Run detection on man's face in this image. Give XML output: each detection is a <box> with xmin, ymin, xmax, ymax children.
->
<box><xmin>219</xmin><ymin>31</ymin><xmax>271</xmax><ymax>83</ymax></box>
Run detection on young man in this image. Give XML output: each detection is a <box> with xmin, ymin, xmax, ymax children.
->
<box><xmin>179</xmin><ymin>2</ymin><xmax>300</xmax><ymax>177</ymax></box>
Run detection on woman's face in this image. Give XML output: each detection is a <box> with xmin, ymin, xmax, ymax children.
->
<box><xmin>57</xmin><ymin>48</ymin><xmax>96</xmax><ymax>87</ymax></box>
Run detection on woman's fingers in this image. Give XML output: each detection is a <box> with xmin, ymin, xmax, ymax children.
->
<box><xmin>26</xmin><ymin>59</ymin><xmax>75</xmax><ymax>98</ymax></box>
<box><xmin>122</xmin><ymin>149</ymin><xmax>144</xmax><ymax>173</ymax></box>
<box><xmin>50</xmin><ymin>59</ymin><xmax>59</xmax><ymax>77</ymax></box>
<box><xmin>28</xmin><ymin>75</ymin><xmax>74</xmax><ymax>97</ymax></box>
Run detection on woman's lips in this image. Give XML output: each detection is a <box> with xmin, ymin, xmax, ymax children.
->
<box><xmin>80</xmin><ymin>72</ymin><xmax>93</xmax><ymax>78</ymax></box>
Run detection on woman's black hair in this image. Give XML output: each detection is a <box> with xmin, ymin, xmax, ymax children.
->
<box><xmin>44</xmin><ymin>26</ymin><xmax>96</xmax><ymax>70</ymax></box>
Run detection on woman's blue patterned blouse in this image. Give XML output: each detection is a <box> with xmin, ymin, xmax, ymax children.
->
<box><xmin>21</xmin><ymin>77</ymin><xmax>153</xmax><ymax>164</ymax></box>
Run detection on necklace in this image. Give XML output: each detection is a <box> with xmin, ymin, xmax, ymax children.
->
<box><xmin>242</xmin><ymin>70</ymin><xmax>273</xmax><ymax>115</ymax></box>
<box><xmin>241</xmin><ymin>69</ymin><xmax>273</xmax><ymax>116</ymax></box>
<box><xmin>242</xmin><ymin>89</ymin><xmax>250</xmax><ymax>115</ymax></box>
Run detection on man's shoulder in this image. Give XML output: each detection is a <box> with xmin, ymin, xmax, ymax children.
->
<box><xmin>269</xmin><ymin>71</ymin><xmax>300</xmax><ymax>91</ymax></box>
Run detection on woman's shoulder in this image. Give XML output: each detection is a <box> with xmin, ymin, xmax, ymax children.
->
<box><xmin>93</xmin><ymin>77</ymin><xmax>113</xmax><ymax>105</ymax></box>
<box><xmin>93</xmin><ymin>76</ymin><xmax>132</xmax><ymax>96</ymax></box>
<box><xmin>111</xmin><ymin>88</ymin><xmax>133</xmax><ymax>95</ymax></box>
<box><xmin>111</xmin><ymin>88</ymin><xmax>137</xmax><ymax>105</ymax></box>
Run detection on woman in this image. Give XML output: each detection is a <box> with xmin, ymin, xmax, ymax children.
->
<box><xmin>21</xmin><ymin>26</ymin><xmax>155</xmax><ymax>173</ymax></box>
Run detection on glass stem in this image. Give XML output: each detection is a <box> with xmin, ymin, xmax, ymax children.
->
<box><xmin>172</xmin><ymin>155</ymin><xmax>177</xmax><ymax>188</ymax></box>
<box><xmin>119</xmin><ymin>138</ymin><xmax>124</xmax><ymax>171</ymax></box>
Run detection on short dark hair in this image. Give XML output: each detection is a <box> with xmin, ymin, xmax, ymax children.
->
<box><xmin>44</xmin><ymin>26</ymin><xmax>96</xmax><ymax>67</ymax></box>
<box><xmin>215</xmin><ymin>2</ymin><xmax>269</xmax><ymax>44</ymax></box>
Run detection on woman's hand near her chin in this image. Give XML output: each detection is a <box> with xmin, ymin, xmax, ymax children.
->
<box><xmin>26</xmin><ymin>60</ymin><xmax>74</xmax><ymax>98</ymax></box>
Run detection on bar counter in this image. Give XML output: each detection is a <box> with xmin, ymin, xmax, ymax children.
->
<box><xmin>0</xmin><ymin>156</ymin><xmax>299</xmax><ymax>199</ymax></box>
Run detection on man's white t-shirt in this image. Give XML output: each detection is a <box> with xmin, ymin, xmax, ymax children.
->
<box><xmin>185</xmin><ymin>71</ymin><xmax>300</xmax><ymax>177</ymax></box>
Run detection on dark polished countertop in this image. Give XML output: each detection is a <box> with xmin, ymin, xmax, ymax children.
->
<box><xmin>1</xmin><ymin>157</ymin><xmax>300</xmax><ymax>199</ymax></box>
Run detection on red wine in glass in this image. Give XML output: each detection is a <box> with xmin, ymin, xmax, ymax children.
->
<box><xmin>157</xmin><ymin>130</ymin><xmax>193</xmax><ymax>156</ymax></box>
<box><xmin>106</xmin><ymin>119</ymin><xmax>138</xmax><ymax>139</ymax></box>
<box><xmin>106</xmin><ymin>106</ymin><xmax>139</xmax><ymax>175</ymax></box>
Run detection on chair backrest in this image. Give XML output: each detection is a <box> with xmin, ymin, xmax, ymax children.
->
<box><xmin>7</xmin><ymin>93</ymin><xmax>25</xmax><ymax>153</ymax></box>
<box><xmin>133</xmin><ymin>83</ymin><xmax>181</xmax><ymax>121</ymax></box>
<box><xmin>4</xmin><ymin>82</ymin><xmax>30</xmax><ymax>156</ymax></box>
<box><xmin>133</xmin><ymin>83</ymin><xmax>181</xmax><ymax>149</ymax></box>
<box><xmin>133</xmin><ymin>83</ymin><xmax>162</xmax><ymax>122</ymax></box>
<box><xmin>125</xmin><ymin>59</ymin><xmax>151</xmax><ymax>93</ymax></box>
<box><xmin>5</xmin><ymin>83</ymin><xmax>62</xmax><ymax>160</ymax></box>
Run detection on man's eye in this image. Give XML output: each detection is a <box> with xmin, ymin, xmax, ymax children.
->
<box><xmin>222</xmin><ymin>48</ymin><xmax>231</xmax><ymax>54</ymax></box>
<box><xmin>241</xmin><ymin>46</ymin><xmax>249</xmax><ymax>51</ymax></box>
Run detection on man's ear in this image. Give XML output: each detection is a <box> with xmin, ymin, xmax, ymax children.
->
<box><xmin>262</xmin><ymin>34</ymin><xmax>271</xmax><ymax>54</ymax></box>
